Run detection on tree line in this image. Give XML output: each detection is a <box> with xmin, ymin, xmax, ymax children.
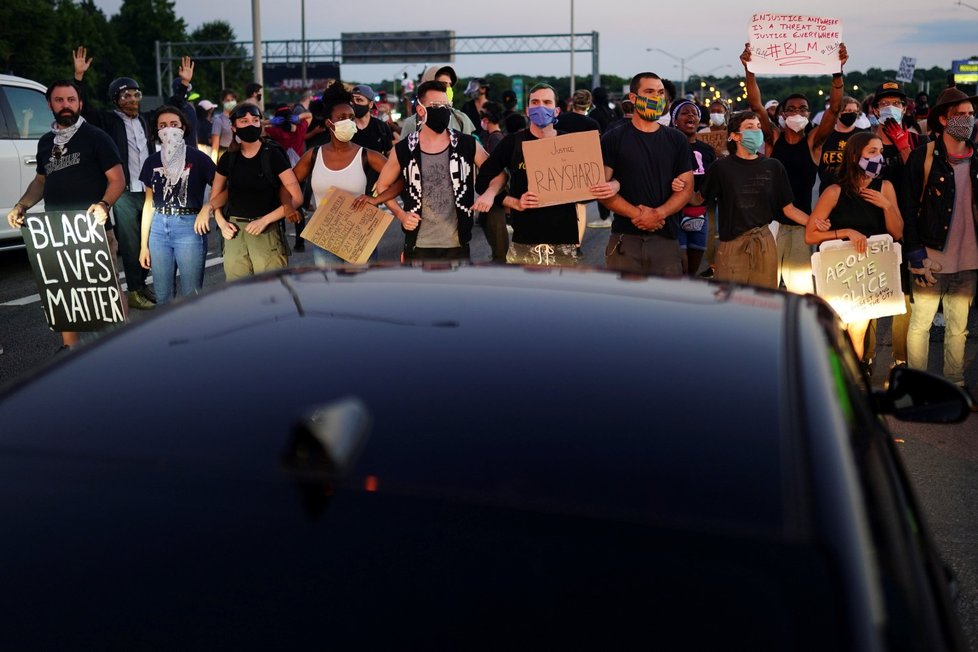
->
<box><xmin>1</xmin><ymin>2</ymin><xmax>966</xmax><ymax>110</ymax></box>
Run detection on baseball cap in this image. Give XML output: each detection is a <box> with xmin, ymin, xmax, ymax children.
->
<box><xmin>352</xmin><ymin>85</ymin><xmax>375</xmax><ymax>100</ymax></box>
<box><xmin>198</xmin><ymin>99</ymin><xmax>217</xmax><ymax>111</ymax></box>
<box><xmin>764</xmin><ymin>100</ymin><xmax>779</xmax><ymax>110</ymax></box>
<box><xmin>873</xmin><ymin>81</ymin><xmax>907</xmax><ymax>104</ymax></box>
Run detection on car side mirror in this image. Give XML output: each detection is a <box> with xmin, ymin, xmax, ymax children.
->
<box><xmin>874</xmin><ymin>366</ymin><xmax>972</xmax><ymax>423</ymax></box>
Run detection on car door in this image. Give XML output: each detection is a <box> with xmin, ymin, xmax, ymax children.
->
<box><xmin>0</xmin><ymin>83</ymin><xmax>48</xmax><ymax>248</ymax></box>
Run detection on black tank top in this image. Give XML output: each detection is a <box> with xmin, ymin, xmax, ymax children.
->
<box><xmin>771</xmin><ymin>132</ymin><xmax>817</xmax><ymax>216</ymax></box>
<box><xmin>830</xmin><ymin>177</ymin><xmax>886</xmax><ymax>236</ymax></box>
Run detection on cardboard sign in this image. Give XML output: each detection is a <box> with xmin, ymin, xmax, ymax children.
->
<box><xmin>896</xmin><ymin>56</ymin><xmax>917</xmax><ymax>84</ymax></box>
<box><xmin>696</xmin><ymin>130</ymin><xmax>728</xmax><ymax>157</ymax></box>
<box><xmin>811</xmin><ymin>234</ymin><xmax>905</xmax><ymax>323</ymax></box>
<box><xmin>747</xmin><ymin>14</ymin><xmax>843</xmax><ymax>75</ymax></box>
<box><xmin>21</xmin><ymin>211</ymin><xmax>125</xmax><ymax>332</ymax></box>
<box><xmin>522</xmin><ymin>131</ymin><xmax>604</xmax><ymax>207</ymax></box>
<box><xmin>302</xmin><ymin>187</ymin><xmax>393</xmax><ymax>264</ymax></box>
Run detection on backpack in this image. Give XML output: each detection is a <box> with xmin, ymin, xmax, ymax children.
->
<box><xmin>224</xmin><ymin>137</ymin><xmax>295</xmax><ymax>254</ymax></box>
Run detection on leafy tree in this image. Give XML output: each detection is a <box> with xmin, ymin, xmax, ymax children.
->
<box><xmin>57</xmin><ymin>0</ymin><xmax>138</xmax><ymax>106</ymax></box>
<box><xmin>110</xmin><ymin>0</ymin><xmax>187</xmax><ymax>94</ymax></box>
<box><xmin>0</xmin><ymin>0</ymin><xmax>58</xmax><ymax>82</ymax></box>
<box><xmin>187</xmin><ymin>21</ymin><xmax>251</xmax><ymax>101</ymax></box>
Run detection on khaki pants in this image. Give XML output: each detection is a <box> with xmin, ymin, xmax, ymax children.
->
<box><xmin>776</xmin><ymin>223</ymin><xmax>813</xmax><ymax>294</ymax></box>
<box><xmin>715</xmin><ymin>226</ymin><xmax>777</xmax><ymax>289</ymax></box>
<box><xmin>224</xmin><ymin>217</ymin><xmax>288</xmax><ymax>281</ymax></box>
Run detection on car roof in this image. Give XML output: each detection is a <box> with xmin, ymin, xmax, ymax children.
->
<box><xmin>0</xmin><ymin>73</ymin><xmax>46</xmax><ymax>92</ymax></box>
<box><xmin>0</xmin><ymin>265</ymin><xmax>794</xmax><ymax>536</ymax></box>
<box><xmin>1</xmin><ymin>265</ymin><xmax>868</xmax><ymax>648</ymax></box>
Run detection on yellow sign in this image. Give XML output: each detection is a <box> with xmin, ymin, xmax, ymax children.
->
<box><xmin>302</xmin><ymin>188</ymin><xmax>393</xmax><ymax>264</ymax></box>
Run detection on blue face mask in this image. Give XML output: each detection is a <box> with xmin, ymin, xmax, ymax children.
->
<box><xmin>878</xmin><ymin>105</ymin><xmax>903</xmax><ymax>124</ymax></box>
<box><xmin>739</xmin><ymin>129</ymin><xmax>764</xmax><ymax>155</ymax></box>
<box><xmin>528</xmin><ymin>105</ymin><xmax>556</xmax><ymax>128</ymax></box>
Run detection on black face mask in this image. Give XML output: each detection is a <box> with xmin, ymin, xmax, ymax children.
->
<box><xmin>235</xmin><ymin>125</ymin><xmax>261</xmax><ymax>143</ymax></box>
<box><xmin>352</xmin><ymin>104</ymin><xmax>370</xmax><ymax>119</ymax></box>
<box><xmin>839</xmin><ymin>112</ymin><xmax>858</xmax><ymax>127</ymax></box>
<box><xmin>423</xmin><ymin>106</ymin><xmax>452</xmax><ymax>133</ymax></box>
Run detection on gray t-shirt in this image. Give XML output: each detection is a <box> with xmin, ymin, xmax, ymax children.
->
<box><xmin>415</xmin><ymin>147</ymin><xmax>459</xmax><ymax>248</ymax></box>
<box><xmin>211</xmin><ymin>112</ymin><xmax>233</xmax><ymax>148</ymax></box>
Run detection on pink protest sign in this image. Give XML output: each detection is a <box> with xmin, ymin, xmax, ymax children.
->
<box><xmin>747</xmin><ymin>14</ymin><xmax>842</xmax><ymax>75</ymax></box>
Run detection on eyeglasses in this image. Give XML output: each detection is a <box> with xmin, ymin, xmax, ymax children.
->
<box><xmin>782</xmin><ymin>106</ymin><xmax>810</xmax><ymax>115</ymax></box>
<box><xmin>119</xmin><ymin>90</ymin><xmax>142</xmax><ymax>101</ymax></box>
<box><xmin>876</xmin><ymin>100</ymin><xmax>905</xmax><ymax>108</ymax></box>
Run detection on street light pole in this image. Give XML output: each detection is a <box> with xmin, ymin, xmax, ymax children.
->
<box><xmin>252</xmin><ymin>0</ymin><xmax>263</xmax><ymax>109</ymax></box>
<box><xmin>570</xmin><ymin>0</ymin><xmax>575</xmax><ymax>95</ymax></box>
<box><xmin>646</xmin><ymin>47</ymin><xmax>719</xmax><ymax>98</ymax></box>
<box><xmin>301</xmin><ymin>0</ymin><xmax>307</xmax><ymax>86</ymax></box>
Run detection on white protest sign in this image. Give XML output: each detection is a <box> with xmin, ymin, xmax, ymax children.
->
<box><xmin>896</xmin><ymin>56</ymin><xmax>917</xmax><ymax>83</ymax></box>
<box><xmin>811</xmin><ymin>234</ymin><xmax>905</xmax><ymax>323</ymax></box>
<box><xmin>747</xmin><ymin>13</ymin><xmax>843</xmax><ymax>75</ymax></box>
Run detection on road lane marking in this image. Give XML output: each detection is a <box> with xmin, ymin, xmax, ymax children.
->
<box><xmin>1</xmin><ymin>256</ymin><xmax>224</xmax><ymax>307</ymax></box>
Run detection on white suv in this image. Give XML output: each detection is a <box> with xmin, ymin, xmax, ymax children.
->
<box><xmin>0</xmin><ymin>74</ymin><xmax>48</xmax><ymax>250</ymax></box>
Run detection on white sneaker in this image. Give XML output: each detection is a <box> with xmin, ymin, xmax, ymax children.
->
<box><xmin>587</xmin><ymin>219</ymin><xmax>611</xmax><ymax>228</ymax></box>
<box><xmin>933</xmin><ymin>312</ymin><xmax>946</xmax><ymax>327</ymax></box>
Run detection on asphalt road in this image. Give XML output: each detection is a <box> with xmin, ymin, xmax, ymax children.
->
<box><xmin>1</xmin><ymin>205</ymin><xmax>977</xmax><ymax>648</ymax></box>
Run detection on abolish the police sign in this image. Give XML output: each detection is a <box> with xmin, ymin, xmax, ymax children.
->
<box><xmin>21</xmin><ymin>211</ymin><xmax>125</xmax><ymax>332</ymax></box>
<box><xmin>811</xmin><ymin>234</ymin><xmax>905</xmax><ymax>323</ymax></box>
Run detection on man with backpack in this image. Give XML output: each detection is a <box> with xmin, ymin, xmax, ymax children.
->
<box><xmin>902</xmin><ymin>86</ymin><xmax>978</xmax><ymax>388</ymax></box>
<box><xmin>195</xmin><ymin>103</ymin><xmax>302</xmax><ymax>280</ymax></box>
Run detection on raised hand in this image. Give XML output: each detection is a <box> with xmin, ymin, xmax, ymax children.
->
<box><xmin>178</xmin><ymin>56</ymin><xmax>194</xmax><ymax>85</ymax></box>
<box><xmin>73</xmin><ymin>46</ymin><xmax>92</xmax><ymax>78</ymax></box>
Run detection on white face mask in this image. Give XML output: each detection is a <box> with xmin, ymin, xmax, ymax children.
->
<box><xmin>784</xmin><ymin>115</ymin><xmax>809</xmax><ymax>132</ymax></box>
<box><xmin>709</xmin><ymin>113</ymin><xmax>725</xmax><ymax>127</ymax></box>
<box><xmin>331</xmin><ymin>119</ymin><xmax>357</xmax><ymax>143</ymax></box>
<box><xmin>158</xmin><ymin>126</ymin><xmax>184</xmax><ymax>147</ymax></box>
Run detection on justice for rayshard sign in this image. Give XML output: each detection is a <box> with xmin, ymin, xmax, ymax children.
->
<box><xmin>811</xmin><ymin>234</ymin><xmax>905</xmax><ymax>324</ymax></box>
<box><xmin>21</xmin><ymin>211</ymin><xmax>125</xmax><ymax>331</ymax></box>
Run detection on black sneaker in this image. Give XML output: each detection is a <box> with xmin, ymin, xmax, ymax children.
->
<box><xmin>294</xmin><ymin>240</ymin><xmax>305</xmax><ymax>252</ymax></box>
<box><xmin>54</xmin><ymin>344</ymin><xmax>71</xmax><ymax>355</ymax></box>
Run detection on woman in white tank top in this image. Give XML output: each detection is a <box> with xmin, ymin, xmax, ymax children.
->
<box><xmin>293</xmin><ymin>82</ymin><xmax>400</xmax><ymax>265</ymax></box>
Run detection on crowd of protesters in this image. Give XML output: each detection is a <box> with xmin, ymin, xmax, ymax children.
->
<box><xmin>7</xmin><ymin>43</ymin><xmax>978</xmax><ymax>400</ymax></box>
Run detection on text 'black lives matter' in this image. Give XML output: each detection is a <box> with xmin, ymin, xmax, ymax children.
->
<box><xmin>21</xmin><ymin>211</ymin><xmax>126</xmax><ymax>331</ymax></box>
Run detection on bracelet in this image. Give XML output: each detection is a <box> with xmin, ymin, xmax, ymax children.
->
<box><xmin>832</xmin><ymin>72</ymin><xmax>843</xmax><ymax>79</ymax></box>
<box><xmin>97</xmin><ymin>200</ymin><xmax>111</xmax><ymax>210</ymax></box>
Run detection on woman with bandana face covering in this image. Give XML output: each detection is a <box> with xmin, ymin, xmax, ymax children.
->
<box><xmin>137</xmin><ymin>106</ymin><xmax>216</xmax><ymax>305</ymax></box>
<box><xmin>688</xmin><ymin>111</ymin><xmax>808</xmax><ymax>289</ymax></box>
<box><xmin>292</xmin><ymin>82</ymin><xmax>402</xmax><ymax>265</ymax></box>
<box><xmin>805</xmin><ymin>132</ymin><xmax>903</xmax><ymax>362</ymax></box>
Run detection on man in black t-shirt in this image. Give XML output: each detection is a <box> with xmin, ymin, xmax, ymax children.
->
<box><xmin>473</xmin><ymin>84</ymin><xmax>617</xmax><ymax>266</ymax></box>
<box><xmin>350</xmin><ymin>85</ymin><xmax>394</xmax><ymax>156</ymax></box>
<box><xmin>7</xmin><ymin>79</ymin><xmax>124</xmax><ymax>352</ymax></box>
<box><xmin>599</xmin><ymin>72</ymin><xmax>694</xmax><ymax>275</ymax></box>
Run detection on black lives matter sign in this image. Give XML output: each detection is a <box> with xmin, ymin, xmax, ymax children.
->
<box><xmin>22</xmin><ymin>211</ymin><xmax>125</xmax><ymax>331</ymax></box>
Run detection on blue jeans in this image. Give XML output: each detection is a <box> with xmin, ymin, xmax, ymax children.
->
<box><xmin>149</xmin><ymin>212</ymin><xmax>207</xmax><ymax>305</ymax></box>
<box><xmin>907</xmin><ymin>270</ymin><xmax>977</xmax><ymax>385</ymax></box>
